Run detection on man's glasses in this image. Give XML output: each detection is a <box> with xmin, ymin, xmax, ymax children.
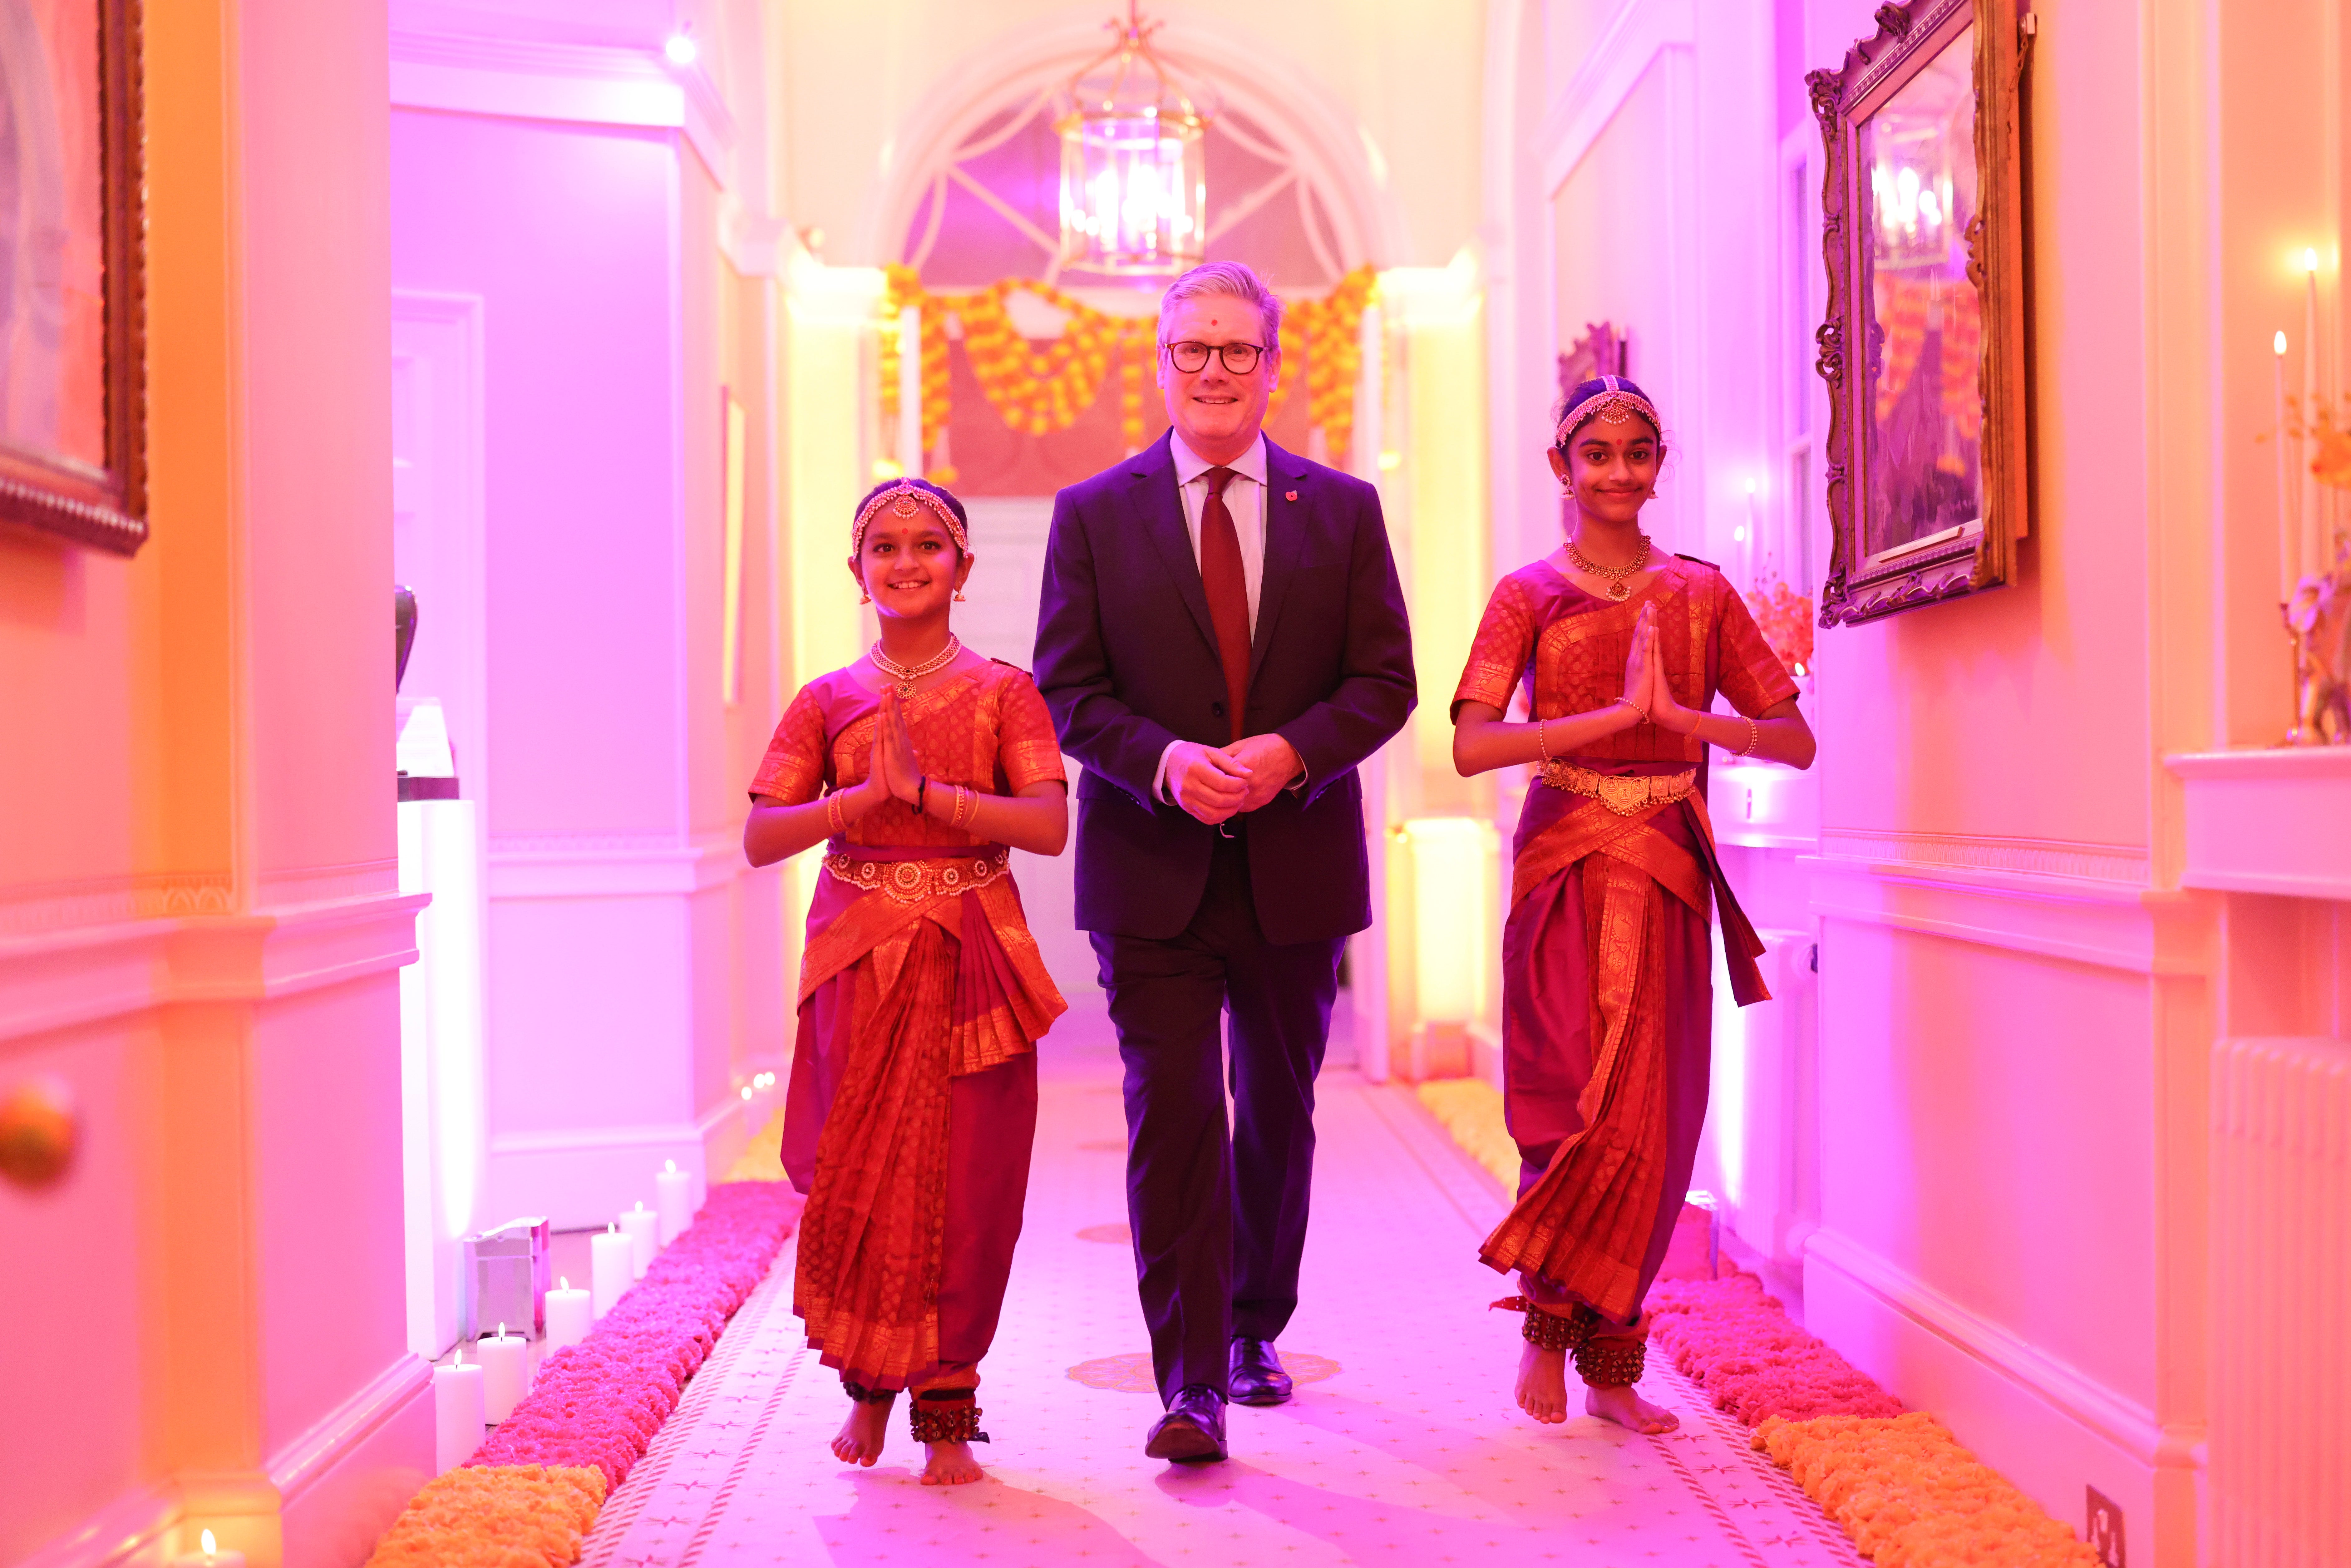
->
<box><xmin>1161</xmin><ymin>340</ymin><xmax>1270</xmax><ymax>375</ymax></box>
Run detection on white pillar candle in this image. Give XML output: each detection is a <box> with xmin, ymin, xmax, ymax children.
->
<box><xmin>433</xmin><ymin>1352</ymin><xmax>485</xmax><ymax>1472</ymax></box>
<box><xmin>545</xmin><ymin>1275</ymin><xmax>592</xmax><ymax>1350</ymax></box>
<box><xmin>655</xmin><ymin>1159</ymin><xmax>694</xmax><ymax>1245</ymax></box>
<box><xmin>170</xmin><ymin>1529</ymin><xmax>247</xmax><ymax>1568</ymax></box>
<box><xmin>476</xmin><ymin>1324</ymin><xmax>528</xmax><ymax>1423</ymax></box>
<box><xmin>2280</xmin><ymin>330</ymin><xmax>2297</xmax><ymax>600</ymax></box>
<box><xmin>619</xmin><ymin>1202</ymin><xmax>658</xmax><ymax>1279</ymax></box>
<box><xmin>590</xmin><ymin>1223</ymin><xmax>633</xmax><ymax>1318</ymax></box>
<box><xmin>2305</xmin><ymin>251</ymin><xmax>2324</xmax><ymax>582</ymax></box>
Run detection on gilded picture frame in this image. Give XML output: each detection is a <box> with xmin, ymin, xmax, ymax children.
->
<box><xmin>0</xmin><ymin>0</ymin><xmax>147</xmax><ymax>556</ymax></box>
<box><xmin>1810</xmin><ymin>0</ymin><xmax>2032</xmax><ymax>627</ymax></box>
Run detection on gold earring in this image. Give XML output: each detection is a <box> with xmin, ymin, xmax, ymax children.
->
<box><xmin>860</xmin><ymin>587</ymin><xmax>871</xmax><ymax>604</ymax></box>
<box><xmin>953</xmin><ymin>588</ymin><xmax>967</xmax><ymax>602</ymax></box>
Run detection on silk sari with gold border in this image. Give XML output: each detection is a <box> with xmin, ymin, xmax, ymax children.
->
<box><xmin>750</xmin><ymin>662</ymin><xmax>1068</xmax><ymax>1388</ymax></box>
<box><xmin>1452</xmin><ymin>558</ymin><xmax>1796</xmax><ymax>1325</ymax></box>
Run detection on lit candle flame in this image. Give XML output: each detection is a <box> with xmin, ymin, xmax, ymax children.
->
<box><xmin>201</xmin><ymin>1530</ymin><xmax>218</xmax><ymax>1559</ymax></box>
<box><xmin>497</xmin><ymin>1321</ymin><xmax>506</xmax><ymax>1338</ymax></box>
<box><xmin>2278</xmin><ymin>330</ymin><xmax>2290</xmax><ymax>356</ymax></box>
<box><xmin>559</xmin><ymin>1276</ymin><xmax>569</xmax><ymax>1290</ymax></box>
<box><xmin>636</xmin><ymin>1200</ymin><xmax>645</xmax><ymax>1212</ymax></box>
<box><xmin>666</xmin><ymin>1159</ymin><xmax>678</xmax><ymax>1174</ymax></box>
<box><xmin>2305</xmin><ymin>248</ymin><xmax>2321</xmax><ymax>274</ymax></box>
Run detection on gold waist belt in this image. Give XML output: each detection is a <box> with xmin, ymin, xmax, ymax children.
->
<box><xmin>1541</xmin><ymin>763</ymin><xmax>1697</xmax><ymax>817</ymax></box>
<box><xmin>824</xmin><ymin>846</ymin><xmax>1009</xmax><ymax>904</ymax></box>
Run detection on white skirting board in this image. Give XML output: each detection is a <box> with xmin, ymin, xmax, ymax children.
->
<box><xmin>15</xmin><ymin>1358</ymin><xmax>433</xmax><ymax>1568</ymax></box>
<box><xmin>1803</xmin><ymin>1229</ymin><xmax>2196</xmax><ymax>1558</ymax></box>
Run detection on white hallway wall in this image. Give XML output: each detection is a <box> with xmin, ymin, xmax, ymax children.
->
<box><xmin>1487</xmin><ymin>2</ymin><xmax>2351</xmax><ymax>1565</ymax></box>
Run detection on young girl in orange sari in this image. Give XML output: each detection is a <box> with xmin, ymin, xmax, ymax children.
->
<box><xmin>744</xmin><ymin>478</ymin><xmax>1069</xmax><ymax>1486</ymax></box>
<box><xmin>1450</xmin><ymin>377</ymin><xmax>1816</xmax><ymax>1435</ymax></box>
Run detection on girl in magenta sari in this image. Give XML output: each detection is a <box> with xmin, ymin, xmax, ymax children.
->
<box><xmin>745</xmin><ymin>478</ymin><xmax>1070</xmax><ymax>1485</ymax></box>
<box><xmin>1450</xmin><ymin>377</ymin><xmax>1816</xmax><ymax>1434</ymax></box>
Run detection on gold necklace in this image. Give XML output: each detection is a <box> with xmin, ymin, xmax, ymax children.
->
<box><xmin>871</xmin><ymin>635</ymin><xmax>962</xmax><ymax>698</ymax></box>
<box><xmin>1566</xmin><ymin>533</ymin><xmax>1653</xmax><ymax>601</ymax></box>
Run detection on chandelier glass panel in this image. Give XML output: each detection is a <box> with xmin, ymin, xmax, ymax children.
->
<box><xmin>1057</xmin><ymin>5</ymin><xmax>1210</xmax><ymax>275</ymax></box>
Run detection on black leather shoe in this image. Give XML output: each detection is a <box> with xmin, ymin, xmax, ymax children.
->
<box><xmin>1229</xmin><ymin>1337</ymin><xmax>1294</xmax><ymax>1406</ymax></box>
<box><xmin>1145</xmin><ymin>1383</ymin><xmax>1228</xmax><ymax>1463</ymax></box>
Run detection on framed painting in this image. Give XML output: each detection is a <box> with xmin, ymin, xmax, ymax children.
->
<box><xmin>1810</xmin><ymin>0</ymin><xmax>2032</xmax><ymax>627</ymax></box>
<box><xmin>0</xmin><ymin>0</ymin><xmax>145</xmax><ymax>555</ymax></box>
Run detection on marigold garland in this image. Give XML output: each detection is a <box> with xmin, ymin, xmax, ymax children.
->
<box><xmin>881</xmin><ymin>264</ymin><xmax>1379</xmax><ymax>481</ymax></box>
<box><xmin>364</xmin><ymin>1465</ymin><xmax>605</xmax><ymax>1568</ymax></box>
<box><xmin>363</xmin><ymin>1183</ymin><xmax>800</xmax><ymax>1565</ymax></box>
<box><xmin>1753</xmin><ymin>1413</ymin><xmax>2100</xmax><ymax>1567</ymax></box>
<box><xmin>1417</xmin><ymin>1087</ymin><xmax>2103</xmax><ymax>1566</ymax></box>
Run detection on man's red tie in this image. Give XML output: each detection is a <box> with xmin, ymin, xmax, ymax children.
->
<box><xmin>1199</xmin><ymin>467</ymin><xmax>1252</xmax><ymax>745</ymax></box>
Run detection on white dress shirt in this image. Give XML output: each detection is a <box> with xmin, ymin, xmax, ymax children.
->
<box><xmin>1154</xmin><ymin>432</ymin><xmax>1297</xmax><ymax>803</ymax></box>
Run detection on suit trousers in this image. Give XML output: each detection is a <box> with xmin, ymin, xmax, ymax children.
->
<box><xmin>1092</xmin><ymin>828</ymin><xmax>1345</xmax><ymax>1406</ymax></box>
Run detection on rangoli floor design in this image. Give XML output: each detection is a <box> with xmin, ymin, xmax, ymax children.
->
<box><xmin>582</xmin><ymin>1030</ymin><xmax>1865</xmax><ymax>1568</ymax></box>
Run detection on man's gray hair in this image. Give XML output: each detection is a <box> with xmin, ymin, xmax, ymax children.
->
<box><xmin>1158</xmin><ymin>260</ymin><xmax>1283</xmax><ymax>349</ymax></box>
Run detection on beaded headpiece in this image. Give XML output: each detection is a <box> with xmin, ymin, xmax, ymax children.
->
<box><xmin>1555</xmin><ymin>374</ymin><xmax>1662</xmax><ymax>447</ymax></box>
<box><xmin>852</xmin><ymin>480</ymin><xmax>969</xmax><ymax>556</ymax></box>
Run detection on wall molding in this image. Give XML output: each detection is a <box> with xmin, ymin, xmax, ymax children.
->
<box><xmin>0</xmin><ymin>893</ymin><xmax>428</xmax><ymax>1045</ymax></box>
<box><xmin>1806</xmin><ymin>1227</ymin><xmax>2200</xmax><ymax>1473</ymax></box>
<box><xmin>1806</xmin><ymin>845</ymin><xmax>2211</xmax><ymax>977</ymax></box>
<box><xmin>11</xmin><ymin>1360</ymin><xmax>430</xmax><ymax>1568</ymax></box>
<box><xmin>266</xmin><ymin>1353</ymin><xmax>434</xmax><ymax>1503</ymax></box>
<box><xmin>487</xmin><ymin>1093</ymin><xmax>743</xmax><ymax>1160</ymax></box>
<box><xmin>487</xmin><ymin>831</ymin><xmax>743</xmax><ymax>900</ymax></box>
<box><xmin>1816</xmin><ymin>828</ymin><xmax>2150</xmax><ymax>886</ymax></box>
<box><xmin>1536</xmin><ymin>0</ymin><xmax>1695</xmax><ymax>197</ymax></box>
<box><xmin>483</xmin><ymin>1093</ymin><xmax>750</xmax><ymax>1231</ymax></box>
<box><xmin>389</xmin><ymin>28</ymin><xmax>737</xmax><ymax>188</ymax></box>
<box><xmin>0</xmin><ymin>871</ymin><xmax>236</xmax><ymax>937</ymax></box>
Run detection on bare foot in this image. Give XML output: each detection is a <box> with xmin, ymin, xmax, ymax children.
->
<box><xmin>1514</xmin><ymin>1340</ymin><xmax>1571</xmax><ymax>1424</ymax></box>
<box><xmin>1585</xmin><ymin>1382</ymin><xmax>1678</xmax><ymax>1434</ymax></box>
<box><xmin>831</xmin><ymin>1395</ymin><xmax>893</xmax><ymax>1465</ymax></box>
<box><xmin>920</xmin><ymin>1439</ymin><xmax>986</xmax><ymax>1485</ymax></box>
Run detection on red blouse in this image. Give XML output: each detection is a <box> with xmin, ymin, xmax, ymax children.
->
<box><xmin>1452</xmin><ymin>557</ymin><xmax>1798</xmax><ymax>766</ymax></box>
<box><xmin>749</xmin><ymin>660</ymin><xmax>1067</xmax><ymax>849</ymax></box>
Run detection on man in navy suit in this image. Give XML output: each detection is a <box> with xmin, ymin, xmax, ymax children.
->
<box><xmin>1035</xmin><ymin>261</ymin><xmax>1416</xmax><ymax>1462</ymax></box>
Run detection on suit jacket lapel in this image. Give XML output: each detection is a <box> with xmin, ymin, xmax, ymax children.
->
<box><xmin>1248</xmin><ymin>439</ymin><xmax>1312</xmax><ymax>685</ymax></box>
<box><xmin>1126</xmin><ymin>433</ymin><xmax>1220</xmax><ymax>657</ymax></box>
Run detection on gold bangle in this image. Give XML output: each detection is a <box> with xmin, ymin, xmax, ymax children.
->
<box><xmin>1741</xmin><ymin>714</ymin><xmax>1760</xmax><ymax>757</ymax></box>
<box><xmin>826</xmin><ymin>792</ymin><xmax>845</xmax><ymax>837</ymax></box>
<box><xmin>1614</xmin><ymin>696</ymin><xmax>1649</xmax><ymax>727</ymax></box>
<box><xmin>1535</xmin><ymin>719</ymin><xmax>1553</xmax><ymax>765</ymax></box>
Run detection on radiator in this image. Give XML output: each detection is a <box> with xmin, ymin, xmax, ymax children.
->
<box><xmin>2210</xmin><ymin>1035</ymin><xmax>2351</xmax><ymax>1566</ymax></box>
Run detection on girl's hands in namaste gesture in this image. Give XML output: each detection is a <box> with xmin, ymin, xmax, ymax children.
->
<box><xmin>1620</xmin><ymin>603</ymin><xmax>1697</xmax><ymax>733</ymax></box>
<box><xmin>874</xmin><ymin>685</ymin><xmax>927</xmax><ymax>805</ymax></box>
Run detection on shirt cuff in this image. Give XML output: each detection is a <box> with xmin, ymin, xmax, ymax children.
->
<box><xmin>1153</xmin><ymin>740</ymin><xmax>1182</xmax><ymax>804</ymax></box>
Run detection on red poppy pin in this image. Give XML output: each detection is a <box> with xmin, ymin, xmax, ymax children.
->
<box><xmin>1285</xmin><ymin>490</ymin><xmax>1298</xmax><ymax>502</ymax></box>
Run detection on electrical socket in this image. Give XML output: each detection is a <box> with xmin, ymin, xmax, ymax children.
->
<box><xmin>2086</xmin><ymin>1487</ymin><xmax>2125</xmax><ymax>1568</ymax></box>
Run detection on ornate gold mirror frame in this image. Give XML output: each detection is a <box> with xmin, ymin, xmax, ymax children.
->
<box><xmin>0</xmin><ymin>0</ymin><xmax>147</xmax><ymax>555</ymax></box>
<box><xmin>1811</xmin><ymin>0</ymin><xmax>2032</xmax><ymax>627</ymax></box>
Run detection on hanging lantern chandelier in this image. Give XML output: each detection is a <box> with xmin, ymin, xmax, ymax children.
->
<box><xmin>1057</xmin><ymin>2</ymin><xmax>1214</xmax><ymax>276</ymax></box>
